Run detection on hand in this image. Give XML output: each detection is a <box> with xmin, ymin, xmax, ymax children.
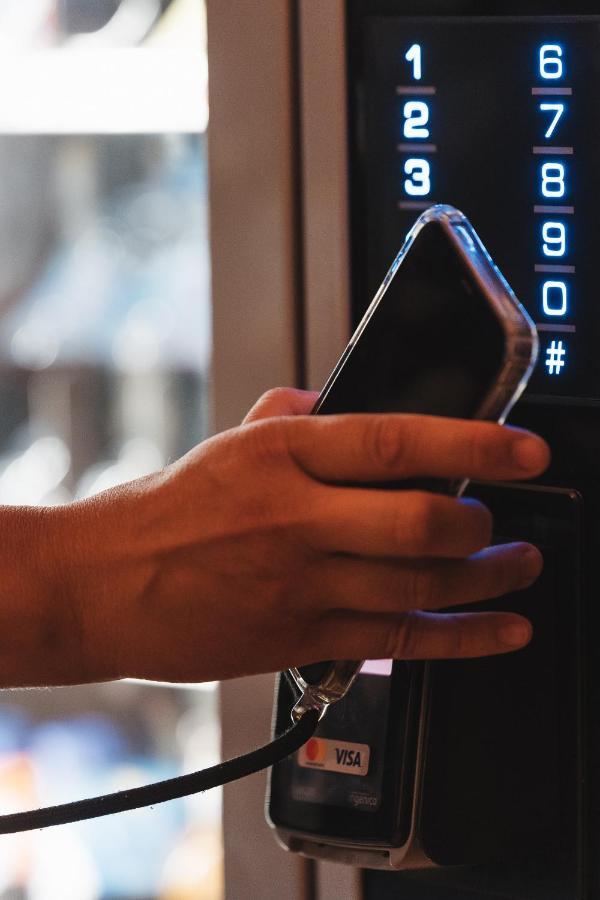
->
<box><xmin>59</xmin><ymin>388</ymin><xmax>550</xmax><ymax>684</ymax></box>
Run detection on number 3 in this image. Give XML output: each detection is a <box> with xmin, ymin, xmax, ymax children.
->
<box><xmin>404</xmin><ymin>158</ymin><xmax>431</xmax><ymax>197</ymax></box>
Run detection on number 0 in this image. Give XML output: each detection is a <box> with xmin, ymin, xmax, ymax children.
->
<box><xmin>542</xmin><ymin>281</ymin><xmax>568</xmax><ymax>316</ymax></box>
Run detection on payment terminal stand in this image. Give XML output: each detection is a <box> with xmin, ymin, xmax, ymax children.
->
<box><xmin>269</xmin><ymin>483</ymin><xmax>583</xmax><ymax>897</ymax></box>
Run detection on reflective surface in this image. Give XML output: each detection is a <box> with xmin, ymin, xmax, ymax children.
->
<box><xmin>0</xmin><ymin>2</ymin><xmax>221</xmax><ymax>898</ymax></box>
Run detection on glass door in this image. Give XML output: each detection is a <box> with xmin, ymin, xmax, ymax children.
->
<box><xmin>0</xmin><ymin>2</ymin><xmax>221</xmax><ymax>897</ymax></box>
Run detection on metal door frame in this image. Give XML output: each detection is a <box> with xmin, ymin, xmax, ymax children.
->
<box><xmin>207</xmin><ymin>2</ymin><xmax>361</xmax><ymax>896</ymax></box>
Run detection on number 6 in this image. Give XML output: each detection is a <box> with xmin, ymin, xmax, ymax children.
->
<box><xmin>540</xmin><ymin>44</ymin><xmax>563</xmax><ymax>80</ymax></box>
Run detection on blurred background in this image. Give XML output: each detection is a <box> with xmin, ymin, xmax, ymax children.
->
<box><xmin>0</xmin><ymin>0</ymin><xmax>220</xmax><ymax>897</ymax></box>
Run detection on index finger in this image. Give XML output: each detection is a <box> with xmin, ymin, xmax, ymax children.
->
<box><xmin>283</xmin><ymin>414</ymin><xmax>550</xmax><ymax>484</ymax></box>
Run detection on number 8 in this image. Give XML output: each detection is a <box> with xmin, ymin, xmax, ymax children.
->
<box><xmin>541</xmin><ymin>162</ymin><xmax>565</xmax><ymax>198</ymax></box>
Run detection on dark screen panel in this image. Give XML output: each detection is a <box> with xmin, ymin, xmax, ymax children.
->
<box><xmin>357</xmin><ymin>16</ymin><xmax>600</xmax><ymax>400</ymax></box>
<box><xmin>318</xmin><ymin>220</ymin><xmax>506</xmax><ymax>417</ymax></box>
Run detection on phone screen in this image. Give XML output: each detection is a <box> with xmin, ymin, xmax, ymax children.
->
<box><xmin>316</xmin><ymin>220</ymin><xmax>506</xmax><ymax>418</ymax></box>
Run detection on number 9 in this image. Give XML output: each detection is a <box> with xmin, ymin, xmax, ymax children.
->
<box><xmin>542</xmin><ymin>222</ymin><xmax>566</xmax><ymax>258</ymax></box>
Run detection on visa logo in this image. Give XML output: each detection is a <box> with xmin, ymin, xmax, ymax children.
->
<box><xmin>335</xmin><ymin>748</ymin><xmax>363</xmax><ymax>768</ymax></box>
<box><xmin>298</xmin><ymin>737</ymin><xmax>370</xmax><ymax>776</ymax></box>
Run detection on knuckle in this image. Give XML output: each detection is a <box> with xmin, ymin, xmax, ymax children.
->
<box><xmin>450</xmin><ymin>619</ymin><xmax>472</xmax><ymax>658</ymax></box>
<box><xmin>471</xmin><ymin>424</ymin><xmax>508</xmax><ymax>475</ymax></box>
<box><xmin>465</xmin><ymin>429</ymin><xmax>489</xmax><ymax>474</ymax></box>
<box><xmin>501</xmin><ymin>556</ymin><xmax>525</xmax><ymax>594</ymax></box>
<box><xmin>477</xmin><ymin>556</ymin><xmax>504</xmax><ymax>598</ymax></box>
<box><xmin>404</xmin><ymin>564</ymin><xmax>436</xmax><ymax>610</ymax></box>
<box><xmin>386</xmin><ymin>611</ymin><xmax>422</xmax><ymax>659</ymax></box>
<box><xmin>367</xmin><ymin>417</ymin><xmax>409</xmax><ymax>471</ymax></box>
<box><xmin>477</xmin><ymin>501</ymin><xmax>494</xmax><ymax>537</ymax></box>
<box><xmin>462</xmin><ymin>499</ymin><xmax>493</xmax><ymax>550</ymax></box>
<box><xmin>246</xmin><ymin>418</ymin><xmax>290</xmax><ymax>463</ymax></box>
<box><xmin>403</xmin><ymin>494</ymin><xmax>439</xmax><ymax>553</ymax></box>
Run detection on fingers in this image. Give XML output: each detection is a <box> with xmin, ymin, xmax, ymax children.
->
<box><xmin>308</xmin><ymin>542</ymin><xmax>542</xmax><ymax>613</ymax></box>
<box><xmin>283</xmin><ymin>414</ymin><xmax>550</xmax><ymax>483</ymax></box>
<box><xmin>306</xmin><ymin>489</ymin><xmax>493</xmax><ymax>557</ymax></box>
<box><xmin>243</xmin><ymin>388</ymin><xmax>319</xmax><ymax>423</ymax></box>
<box><xmin>312</xmin><ymin>609</ymin><xmax>533</xmax><ymax>662</ymax></box>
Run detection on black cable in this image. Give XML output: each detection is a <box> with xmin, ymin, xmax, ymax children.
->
<box><xmin>0</xmin><ymin>707</ymin><xmax>320</xmax><ymax>834</ymax></box>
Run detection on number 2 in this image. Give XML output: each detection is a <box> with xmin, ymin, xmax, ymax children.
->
<box><xmin>403</xmin><ymin>101</ymin><xmax>430</xmax><ymax>139</ymax></box>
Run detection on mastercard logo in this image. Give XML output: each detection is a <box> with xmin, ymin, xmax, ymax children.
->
<box><xmin>304</xmin><ymin>738</ymin><xmax>327</xmax><ymax>764</ymax></box>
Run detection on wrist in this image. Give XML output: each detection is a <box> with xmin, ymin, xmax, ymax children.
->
<box><xmin>50</xmin><ymin>473</ymin><xmax>164</xmax><ymax>684</ymax></box>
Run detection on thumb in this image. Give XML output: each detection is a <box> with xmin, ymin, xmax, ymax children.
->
<box><xmin>243</xmin><ymin>387</ymin><xmax>319</xmax><ymax>423</ymax></box>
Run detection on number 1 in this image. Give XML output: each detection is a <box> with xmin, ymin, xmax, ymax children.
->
<box><xmin>540</xmin><ymin>103</ymin><xmax>565</xmax><ymax>139</ymax></box>
<box><xmin>405</xmin><ymin>44</ymin><xmax>422</xmax><ymax>81</ymax></box>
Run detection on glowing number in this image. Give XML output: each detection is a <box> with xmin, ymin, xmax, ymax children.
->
<box><xmin>404</xmin><ymin>159</ymin><xmax>431</xmax><ymax>196</ymax></box>
<box><xmin>541</xmin><ymin>162</ymin><xmax>566</xmax><ymax>198</ymax></box>
<box><xmin>540</xmin><ymin>44</ymin><xmax>564</xmax><ymax>80</ymax></box>
<box><xmin>542</xmin><ymin>281</ymin><xmax>568</xmax><ymax>316</ymax></box>
<box><xmin>542</xmin><ymin>222</ymin><xmax>566</xmax><ymax>257</ymax></box>
<box><xmin>405</xmin><ymin>44</ymin><xmax>422</xmax><ymax>81</ymax></box>
<box><xmin>540</xmin><ymin>102</ymin><xmax>565</xmax><ymax>139</ymax></box>
<box><xmin>403</xmin><ymin>101</ymin><xmax>430</xmax><ymax>139</ymax></box>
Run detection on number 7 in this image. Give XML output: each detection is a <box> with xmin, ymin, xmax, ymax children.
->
<box><xmin>539</xmin><ymin>103</ymin><xmax>565</xmax><ymax>139</ymax></box>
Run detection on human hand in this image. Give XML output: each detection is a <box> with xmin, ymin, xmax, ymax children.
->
<box><xmin>64</xmin><ymin>388</ymin><xmax>550</xmax><ymax>684</ymax></box>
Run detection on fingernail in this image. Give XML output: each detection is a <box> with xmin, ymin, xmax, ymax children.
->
<box><xmin>513</xmin><ymin>436</ymin><xmax>548</xmax><ymax>472</ymax></box>
<box><xmin>498</xmin><ymin>622</ymin><xmax>532</xmax><ymax>648</ymax></box>
<box><xmin>519</xmin><ymin>545</ymin><xmax>543</xmax><ymax>586</ymax></box>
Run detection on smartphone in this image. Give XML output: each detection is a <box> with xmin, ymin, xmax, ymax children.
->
<box><xmin>267</xmin><ymin>204</ymin><xmax>538</xmax><ymax>868</ymax></box>
<box><xmin>288</xmin><ymin>204</ymin><xmax>537</xmax><ymax>721</ymax></box>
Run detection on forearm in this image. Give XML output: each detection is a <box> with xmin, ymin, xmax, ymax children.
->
<box><xmin>0</xmin><ymin>504</ymin><xmax>91</xmax><ymax>686</ymax></box>
<box><xmin>0</xmin><ymin>476</ymin><xmax>159</xmax><ymax>688</ymax></box>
